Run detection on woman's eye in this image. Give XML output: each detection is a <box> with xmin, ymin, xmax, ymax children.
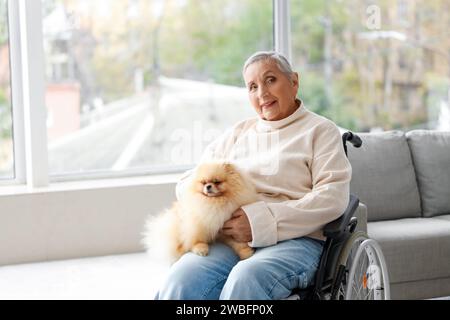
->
<box><xmin>249</xmin><ymin>84</ymin><xmax>257</xmax><ymax>91</ymax></box>
<box><xmin>267</xmin><ymin>77</ymin><xmax>275</xmax><ymax>84</ymax></box>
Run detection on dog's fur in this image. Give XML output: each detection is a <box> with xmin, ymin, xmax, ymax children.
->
<box><xmin>142</xmin><ymin>162</ymin><xmax>258</xmax><ymax>264</ymax></box>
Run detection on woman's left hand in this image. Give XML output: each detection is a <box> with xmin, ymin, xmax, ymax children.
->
<box><xmin>221</xmin><ymin>208</ymin><xmax>253</xmax><ymax>242</ymax></box>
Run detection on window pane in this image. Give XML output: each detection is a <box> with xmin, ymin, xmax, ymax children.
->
<box><xmin>291</xmin><ymin>0</ymin><xmax>450</xmax><ymax>132</ymax></box>
<box><xmin>0</xmin><ymin>0</ymin><xmax>14</xmax><ymax>180</ymax></box>
<box><xmin>43</xmin><ymin>0</ymin><xmax>272</xmax><ymax>177</ymax></box>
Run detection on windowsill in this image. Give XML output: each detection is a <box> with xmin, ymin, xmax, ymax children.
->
<box><xmin>0</xmin><ymin>172</ymin><xmax>183</xmax><ymax>197</ymax></box>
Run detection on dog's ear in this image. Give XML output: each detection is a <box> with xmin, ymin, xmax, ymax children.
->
<box><xmin>222</xmin><ymin>162</ymin><xmax>235</xmax><ymax>173</ymax></box>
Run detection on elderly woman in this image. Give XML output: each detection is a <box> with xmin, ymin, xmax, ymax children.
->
<box><xmin>155</xmin><ymin>51</ymin><xmax>351</xmax><ymax>300</ymax></box>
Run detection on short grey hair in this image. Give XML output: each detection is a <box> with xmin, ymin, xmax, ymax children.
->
<box><xmin>243</xmin><ymin>51</ymin><xmax>294</xmax><ymax>81</ymax></box>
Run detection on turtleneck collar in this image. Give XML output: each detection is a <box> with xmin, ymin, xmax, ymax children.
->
<box><xmin>256</xmin><ymin>99</ymin><xmax>306</xmax><ymax>132</ymax></box>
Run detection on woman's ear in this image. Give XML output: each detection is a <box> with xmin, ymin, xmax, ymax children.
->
<box><xmin>292</xmin><ymin>72</ymin><xmax>299</xmax><ymax>95</ymax></box>
<box><xmin>292</xmin><ymin>72</ymin><xmax>299</xmax><ymax>87</ymax></box>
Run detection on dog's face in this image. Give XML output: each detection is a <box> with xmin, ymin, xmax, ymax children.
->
<box><xmin>192</xmin><ymin>162</ymin><xmax>244</xmax><ymax>198</ymax></box>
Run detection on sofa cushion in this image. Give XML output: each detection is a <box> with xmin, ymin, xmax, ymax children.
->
<box><xmin>433</xmin><ymin>214</ymin><xmax>450</xmax><ymax>222</ymax></box>
<box><xmin>390</xmin><ymin>277</ymin><xmax>450</xmax><ymax>300</ymax></box>
<box><xmin>406</xmin><ymin>130</ymin><xmax>450</xmax><ymax>217</ymax></box>
<box><xmin>368</xmin><ymin>218</ymin><xmax>450</xmax><ymax>284</ymax></box>
<box><xmin>347</xmin><ymin>131</ymin><xmax>421</xmax><ymax>221</ymax></box>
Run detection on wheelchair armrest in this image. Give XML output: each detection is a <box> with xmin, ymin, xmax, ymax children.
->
<box><xmin>323</xmin><ymin>194</ymin><xmax>359</xmax><ymax>239</ymax></box>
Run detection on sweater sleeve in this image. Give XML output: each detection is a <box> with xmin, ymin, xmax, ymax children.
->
<box><xmin>242</xmin><ymin>123</ymin><xmax>352</xmax><ymax>247</ymax></box>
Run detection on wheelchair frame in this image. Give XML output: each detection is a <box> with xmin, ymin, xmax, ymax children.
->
<box><xmin>294</xmin><ymin>132</ymin><xmax>390</xmax><ymax>300</ymax></box>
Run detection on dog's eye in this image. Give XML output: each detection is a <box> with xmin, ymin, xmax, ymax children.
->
<box><xmin>212</xmin><ymin>179</ymin><xmax>220</xmax><ymax>184</ymax></box>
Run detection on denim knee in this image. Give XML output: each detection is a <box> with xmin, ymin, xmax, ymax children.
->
<box><xmin>156</xmin><ymin>245</ymin><xmax>238</xmax><ymax>300</ymax></box>
<box><xmin>220</xmin><ymin>260</ymin><xmax>273</xmax><ymax>300</ymax></box>
<box><xmin>156</xmin><ymin>263</ymin><xmax>199</xmax><ymax>299</ymax></box>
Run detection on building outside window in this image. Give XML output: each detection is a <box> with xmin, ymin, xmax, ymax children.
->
<box><xmin>43</xmin><ymin>0</ymin><xmax>272</xmax><ymax>178</ymax></box>
<box><xmin>291</xmin><ymin>0</ymin><xmax>450</xmax><ymax>132</ymax></box>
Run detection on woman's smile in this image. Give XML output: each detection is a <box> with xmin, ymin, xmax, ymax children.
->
<box><xmin>261</xmin><ymin>100</ymin><xmax>277</xmax><ymax>109</ymax></box>
<box><xmin>261</xmin><ymin>101</ymin><xmax>279</xmax><ymax>119</ymax></box>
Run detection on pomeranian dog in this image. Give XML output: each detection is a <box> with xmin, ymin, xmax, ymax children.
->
<box><xmin>142</xmin><ymin>162</ymin><xmax>258</xmax><ymax>264</ymax></box>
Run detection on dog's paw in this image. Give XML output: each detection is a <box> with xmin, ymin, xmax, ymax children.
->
<box><xmin>192</xmin><ymin>243</ymin><xmax>209</xmax><ymax>256</ymax></box>
<box><xmin>237</xmin><ymin>247</ymin><xmax>254</xmax><ymax>260</ymax></box>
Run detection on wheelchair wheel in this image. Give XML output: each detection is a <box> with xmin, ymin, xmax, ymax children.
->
<box><xmin>333</xmin><ymin>231</ymin><xmax>390</xmax><ymax>300</ymax></box>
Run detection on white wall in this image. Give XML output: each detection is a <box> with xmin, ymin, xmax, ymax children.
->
<box><xmin>0</xmin><ymin>180</ymin><xmax>176</xmax><ymax>266</ymax></box>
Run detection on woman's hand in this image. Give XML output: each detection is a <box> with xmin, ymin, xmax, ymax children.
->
<box><xmin>221</xmin><ymin>208</ymin><xmax>253</xmax><ymax>242</ymax></box>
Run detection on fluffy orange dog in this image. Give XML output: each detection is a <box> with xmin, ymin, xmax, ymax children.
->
<box><xmin>142</xmin><ymin>162</ymin><xmax>258</xmax><ymax>264</ymax></box>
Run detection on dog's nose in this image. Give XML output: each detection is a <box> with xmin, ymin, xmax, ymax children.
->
<box><xmin>206</xmin><ymin>184</ymin><xmax>213</xmax><ymax>192</ymax></box>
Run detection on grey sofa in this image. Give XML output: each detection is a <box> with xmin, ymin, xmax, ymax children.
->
<box><xmin>347</xmin><ymin>130</ymin><xmax>450</xmax><ymax>300</ymax></box>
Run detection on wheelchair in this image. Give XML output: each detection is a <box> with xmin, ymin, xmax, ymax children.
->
<box><xmin>289</xmin><ymin>132</ymin><xmax>390</xmax><ymax>300</ymax></box>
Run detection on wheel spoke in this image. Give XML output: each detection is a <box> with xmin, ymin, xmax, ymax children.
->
<box><xmin>354</xmin><ymin>252</ymin><xmax>368</xmax><ymax>299</ymax></box>
<box><xmin>343</xmin><ymin>237</ymin><xmax>390</xmax><ymax>300</ymax></box>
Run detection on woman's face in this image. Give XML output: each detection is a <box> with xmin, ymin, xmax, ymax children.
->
<box><xmin>243</xmin><ymin>59</ymin><xmax>299</xmax><ymax>121</ymax></box>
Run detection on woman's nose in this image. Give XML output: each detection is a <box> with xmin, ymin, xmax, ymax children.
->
<box><xmin>258</xmin><ymin>86</ymin><xmax>269</xmax><ymax>98</ymax></box>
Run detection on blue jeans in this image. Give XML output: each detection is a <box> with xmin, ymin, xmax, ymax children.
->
<box><xmin>154</xmin><ymin>237</ymin><xmax>324</xmax><ymax>300</ymax></box>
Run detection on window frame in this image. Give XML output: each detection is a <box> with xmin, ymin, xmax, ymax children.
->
<box><xmin>7</xmin><ymin>0</ymin><xmax>48</xmax><ymax>188</ymax></box>
<box><xmin>3</xmin><ymin>0</ymin><xmax>291</xmax><ymax>187</ymax></box>
<box><xmin>274</xmin><ymin>0</ymin><xmax>291</xmax><ymax>61</ymax></box>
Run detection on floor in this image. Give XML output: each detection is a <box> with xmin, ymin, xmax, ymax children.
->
<box><xmin>0</xmin><ymin>253</ymin><xmax>169</xmax><ymax>300</ymax></box>
<box><xmin>1</xmin><ymin>254</ymin><xmax>449</xmax><ymax>300</ymax></box>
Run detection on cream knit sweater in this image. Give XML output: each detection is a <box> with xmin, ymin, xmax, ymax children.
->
<box><xmin>176</xmin><ymin>101</ymin><xmax>352</xmax><ymax>247</ymax></box>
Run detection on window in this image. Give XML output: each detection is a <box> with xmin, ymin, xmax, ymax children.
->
<box><xmin>291</xmin><ymin>0</ymin><xmax>450</xmax><ymax>132</ymax></box>
<box><xmin>0</xmin><ymin>0</ymin><xmax>14</xmax><ymax>180</ymax></box>
<box><xmin>2</xmin><ymin>0</ymin><xmax>449</xmax><ymax>187</ymax></box>
<box><xmin>43</xmin><ymin>0</ymin><xmax>272</xmax><ymax>178</ymax></box>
